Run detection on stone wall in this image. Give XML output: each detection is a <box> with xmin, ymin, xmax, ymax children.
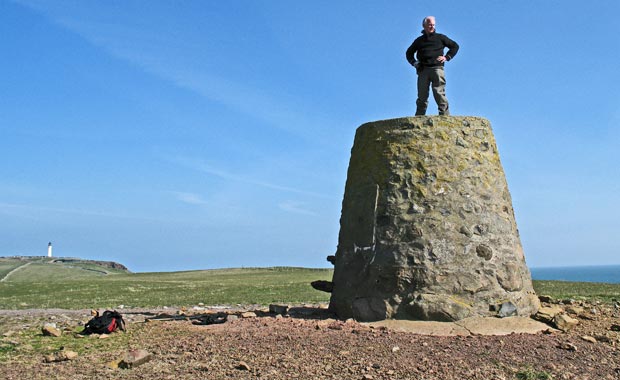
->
<box><xmin>328</xmin><ymin>116</ymin><xmax>539</xmax><ymax>322</ymax></box>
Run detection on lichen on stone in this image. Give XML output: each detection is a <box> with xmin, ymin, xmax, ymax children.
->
<box><xmin>329</xmin><ymin>116</ymin><xmax>539</xmax><ymax>322</ymax></box>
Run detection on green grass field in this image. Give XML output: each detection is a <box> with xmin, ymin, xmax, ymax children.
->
<box><xmin>0</xmin><ymin>257</ymin><xmax>618</xmax><ymax>309</ymax></box>
<box><xmin>0</xmin><ymin>258</ymin><xmax>333</xmax><ymax>309</ymax></box>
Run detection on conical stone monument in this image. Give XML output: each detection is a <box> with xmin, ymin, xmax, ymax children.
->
<box><xmin>328</xmin><ymin>116</ymin><xmax>539</xmax><ymax>322</ymax></box>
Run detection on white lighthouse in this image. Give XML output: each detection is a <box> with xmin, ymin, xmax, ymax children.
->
<box><xmin>47</xmin><ymin>242</ymin><xmax>53</xmax><ymax>257</ymax></box>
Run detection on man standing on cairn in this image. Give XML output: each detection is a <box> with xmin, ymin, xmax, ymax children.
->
<box><xmin>406</xmin><ymin>16</ymin><xmax>459</xmax><ymax>116</ymax></box>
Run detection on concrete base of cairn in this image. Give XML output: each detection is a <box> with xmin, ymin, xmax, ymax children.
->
<box><xmin>328</xmin><ymin>116</ymin><xmax>539</xmax><ymax>322</ymax></box>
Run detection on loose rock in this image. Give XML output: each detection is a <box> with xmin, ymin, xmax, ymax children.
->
<box><xmin>581</xmin><ymin>336</ymin><xmax>597</xmax><ymax>343</ymax></box>
<box><xmin>535</xmin><ymin>306</ymin><xmax>563</xmax><ymax>323</ymax></box>
<box><xmin>554</xmin><ymin>314</ymin><xmax>579</xmax><ymax>332</ymax></box>
<box><xmin>557</xmin><ymin>342</ymin><xmax>577</xmax><ymax>351</ymax></box>
<box><xmin>118</xmin><ymin>349</ymin><xmax>153</xmax><ymax>369</ymax></box>
<box><xmin>42</xmin><ymin>323</ymin><xmax>62</xmax><ymax>337</ymax></box>
<box><xmin>565</xmin><ymin>306</ymin><xmax>584</xmax><ymax>315</ymax></box>
<box><xmin>236</xmin><ymin>361</ymin><xmax>251</xmax><ymax>371</ymax></box>
<box><xmin>44</xmin><ymin>349</ymin><xmax>78</xmax><ymax>363</ymax></box>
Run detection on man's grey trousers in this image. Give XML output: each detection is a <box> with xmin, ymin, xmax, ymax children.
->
<box><xmin>416</xmin><ymin>66</ymin><xmax>449</xmax><ymax>116</ymax></box>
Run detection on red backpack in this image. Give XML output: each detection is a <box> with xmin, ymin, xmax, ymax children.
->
<box><xmin>82</xmin><ymin>310</ymin><xmax>125</xmax><ymax>334</ymax></box>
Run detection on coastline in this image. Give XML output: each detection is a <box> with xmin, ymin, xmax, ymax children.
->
<box><xmin>530</xmin><ymin>264</ymin><xmax>620</xmax><ymax>284</ymax></box>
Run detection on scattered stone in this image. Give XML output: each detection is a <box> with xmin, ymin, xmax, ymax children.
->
<box><xmin>553</xmin><ymin>314</ymin><xmax>579</xmax><ymax>332</ymax></box>
<box><xmin>557</xmin><ymin>342</ymin><xmax>577</xmax><ymax>351</ymax></box>
<box><xmin>362</xmin><ymin>374</ymin><xmax>374</xmax><ymax>380</ymax></box>
<box><xmin>64</xmin><ymin>351</ymin><xmax>79</xmax><ymax>360</ymax></box>
<box><xmin>534</xmin><ymin>306</ymin><xmax>563</xmax><ymax>323</ymax></box>
<box><xmin>44</xmin><ymin>349</ymin><xmax>78</xmax><ymax>363</ymax></box>
<box><xmin>99</xmin><ymin>333</ymin><xmax>110</xmax><ymax>339</ymax></box>
<box><xmin>42</xmin><ymin>323</ymin><xmax>62</xmax><ymax>337</ymax></box>
<box><xmin>269</xmin><ymin>304</ymin><xmax>289</xmax><ymax>315</ymax></box>
<box><xmin>240</xmin><ymin>312</ymin><xmax>257</xmax><ymax>319</ymax></box>
<box><xmin>565</xmin><ymin>306</ymin><xmax>584</xmax><ymax>315</ymax></box>
<box><xmin>236</xmin><ymin>361</ymin><xmax>251</xmax><ymax>371</ymax></box>
<box><xmin>581</xmin><ymin>336</ymin><xmax>597</xmax><ymax>343</ymax></box>
<box><xmin>2</xmin><ymin>330</ymin><xmax>16</xmax><ymax>337</ymax></box>
<box><xmin>391</xmin><ymin>346</ymin><xmax>400</xmax><ymax>353</ymax></box>
<box><xmin>119</xmin><ymin>349</ymin><xmax>153</xmax><ymax>369</ymax></box>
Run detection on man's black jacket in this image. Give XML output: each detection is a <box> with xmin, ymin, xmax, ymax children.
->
<box><xmin>406</xmin><ymin>31</ymin><xmax>459</xmax><ymax>68</ymax></box>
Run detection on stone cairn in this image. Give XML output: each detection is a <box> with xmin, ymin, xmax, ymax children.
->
<box><xmin>318</xmin><ymin>116</ymin><xmax>539</xmax><ymax>322</ymax></box>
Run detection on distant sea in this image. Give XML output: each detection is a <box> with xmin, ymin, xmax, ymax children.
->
<box><xmin>530</xmin><ymin>265</ymin><xmax>620</xmax><ymax>284</ymax></box>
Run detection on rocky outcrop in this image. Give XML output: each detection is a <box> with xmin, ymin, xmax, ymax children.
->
<box><xmin>53</xmin><ymin>258</ymin><xmax>130</xmax><ymax>272</ymax></box>
<box><xmin>329</xmin><ymin>116</ymin><xmax>539</xmax><ymax>322</ymax></box>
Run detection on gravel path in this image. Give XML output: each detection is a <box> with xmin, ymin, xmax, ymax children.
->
<box><xmin>0</xmin><ymin>262</ymin><xmax>32</xmax><ymax>282</ymax></box>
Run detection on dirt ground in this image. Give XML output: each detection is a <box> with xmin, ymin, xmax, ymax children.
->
<box><xmin>1</xmin><ymin>301</ymin><xmax>619</xmax><ymax>380</ymax></box>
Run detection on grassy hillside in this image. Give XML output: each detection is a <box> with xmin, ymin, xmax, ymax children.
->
<box><xmin>0</xmin><ymin>257</ymin><xmax>333</xmax><ymax>309</ymax></box>
<box><xmin>0</xmin><ymin>257</ymin><xmax>618</xmax><ymax>310</ymax></box>
<box><xmin>0</xmin><ymin>259</ymin><xmax>25</xmax><ymax>280</ymax></box>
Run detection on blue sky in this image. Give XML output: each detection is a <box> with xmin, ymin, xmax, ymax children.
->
<box><xmin>2</xmin><ymin>1</ymin><xmax>619</xmax><ymax>272</ymax></box>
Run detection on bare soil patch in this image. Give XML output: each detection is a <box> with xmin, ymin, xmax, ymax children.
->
<box><xmin>1</xmin><ymin>302</ymin><xmax>619</xmax><ymax>379</ymax></box>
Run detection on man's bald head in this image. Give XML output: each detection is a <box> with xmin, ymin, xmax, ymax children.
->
<box><xmin>423</xmin><ymin>16</ymin><xmax>436</xmax><ymax>34</ymax></box>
